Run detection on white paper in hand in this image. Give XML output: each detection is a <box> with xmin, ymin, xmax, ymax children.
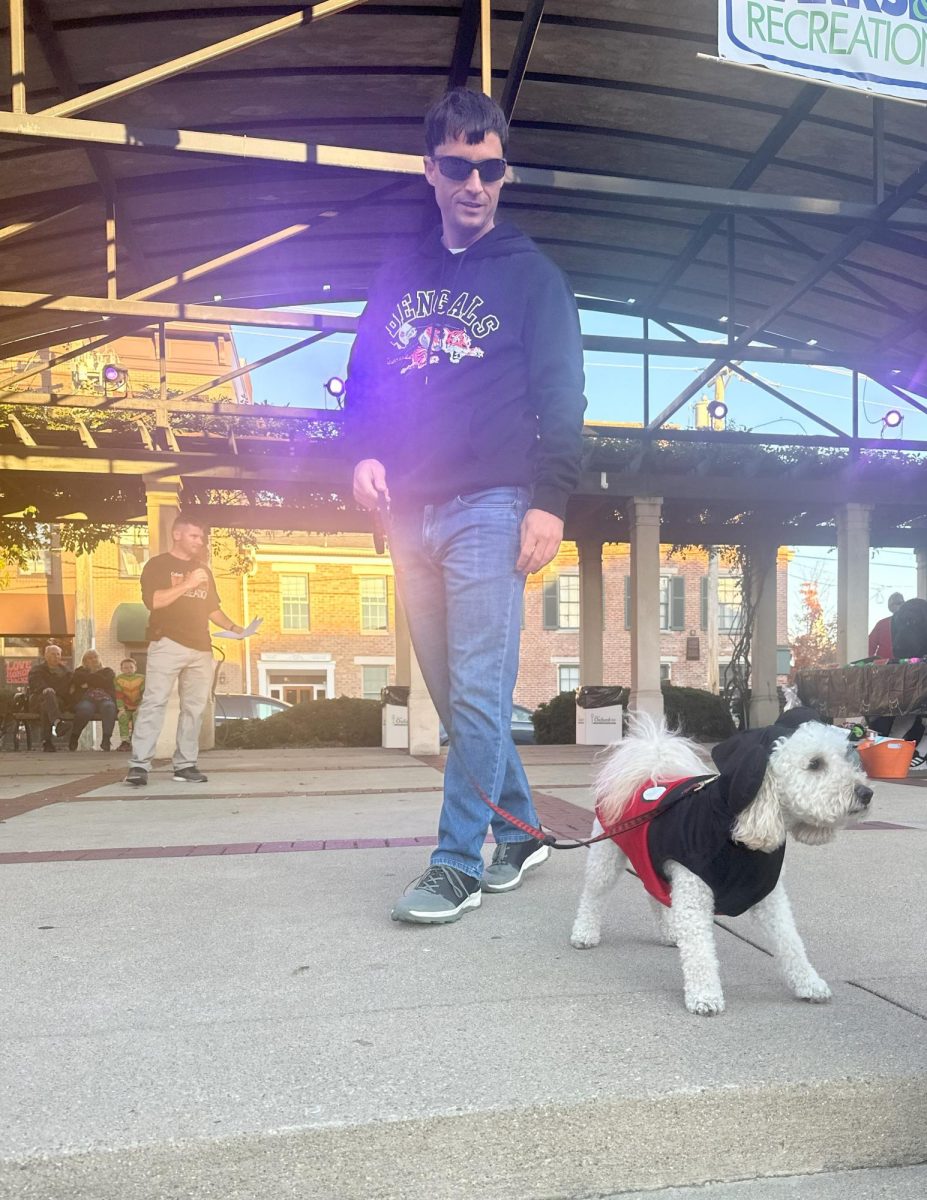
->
<box><xmin>214</xmin><ymin>616</ymin><xmax>263</xmax><ymax>640</ymax></box>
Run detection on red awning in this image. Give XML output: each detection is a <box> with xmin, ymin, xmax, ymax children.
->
<box><xmin>0</xmin><ymin>593</ymin><xmax>75</xmax><ymax>636</ymax></box>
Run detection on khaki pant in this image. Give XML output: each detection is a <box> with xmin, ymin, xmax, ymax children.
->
<box><xmin>129</xmin><ymin>637</ymin><xmax>214</xmax><ymax>771</ymax></box>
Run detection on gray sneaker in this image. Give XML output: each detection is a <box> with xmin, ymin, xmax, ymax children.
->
<box><xmin>391</xmin><ymin>865</ymin><xmax>481</xmax><ymax>925</ymax></box>
<box><xmin>481</xmin><ymin>838</ymin><xmax>551</xmax><ymax>892</ymax></box>
<box><xmin>173</xmin><ymin>766</ymin><xmax>208</xmax><ymax>783</ymax></box>
<box><xmin>125</xmin><ymin>766</ymin><xmax>147</xmax><ymax>787</ymax></box>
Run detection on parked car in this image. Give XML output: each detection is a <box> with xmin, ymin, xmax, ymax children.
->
<box><xmin>213</xmin><ymin>693</ymin><xmax>291</xmax><ymax>724</ymax></box>
<box><xmin>440</xmin><ymin>702</ymin><xmax>536</xmax><ymax>746</ymax></box>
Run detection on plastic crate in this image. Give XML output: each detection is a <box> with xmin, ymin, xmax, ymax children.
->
<box><xmin>857</xmin><ymin>738</ymin><xmax>915</xmax><ymax>779</ymax></box>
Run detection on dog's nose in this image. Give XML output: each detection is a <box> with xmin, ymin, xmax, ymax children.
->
<box><xmin>855</xmin><ymin>783</ymin><xmax>873</xmax><ymax>807</ymax></box>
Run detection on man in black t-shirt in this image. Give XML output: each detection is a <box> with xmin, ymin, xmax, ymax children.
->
<box><xmin>125</xmin><ymin>516</ymin><xmax>243</xmax><ymax>786</ymax></box>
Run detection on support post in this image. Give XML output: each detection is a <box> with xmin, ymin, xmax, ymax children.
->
<box><xmin>480</xmin><ymin>0</ymin><xmax>492</xmax><ymax>96</ymax></box>
<box><xmin>394</xmin><ymin>590</ymin><xmax>411</xmax><ymax>687</ymax></box>
<box><xmin>706</xmin><ymin>548</ymin><xmax>719</xmax><ymax>693</ymax></box>
<box><xmin>916</xmin><ymin>548</ymin><xmax>927</xmax><ymax>601</ymax></box>
<box><xmin>578</xmin><ymin>537</ymin><xmax>604</xmax><ymax>686</ymax></box>
<box><xmin>836</xmin><ymin>503</ymin><xmax>872</xmax><ymax>665</ymax></box>
<box><xmin>407</xmin><ymin>645</ymin><xmax>440</xmax><ymax>757</ymax></box>
<box><xmin>10</xmin><ymin>0</ymin><xmax>26</xmax><ymax>114</ymax></box>
<box><xmin>747</xmin><ymin>539</ymin><xmax>779</xmax><ymax>728</ymax></box>
<box><xmin>105</xmin><ymin>190</ymin><xmax>117</xmax><ymax>299</ymax></box>
<box><xmin>627</xmin><ymin>496</ymin><xmax>664</xmax><ymax>719</ymax></box>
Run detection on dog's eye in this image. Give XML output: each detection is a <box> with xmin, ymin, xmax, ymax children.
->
<box><xmin>807</xmin><ymin>756</ymin><xmax>824</xmax><ymax>771</ymax></box>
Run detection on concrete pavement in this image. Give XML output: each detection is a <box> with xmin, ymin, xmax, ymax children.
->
<box><xmin>0</xmin><ymin>744</ymin><xmax>925</xmax><ymax>1199</ymax></box>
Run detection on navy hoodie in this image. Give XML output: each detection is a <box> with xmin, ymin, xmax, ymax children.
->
<box><xmin>345</xmin><ymin>223</ymin><xmax>587</xmax><ymax>520</ymax></box>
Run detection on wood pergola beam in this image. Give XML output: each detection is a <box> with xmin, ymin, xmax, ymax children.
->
<box><xmin>3</xmin><ymin>110</ymin><xmax>927</xmax><ymax>230</ymax></box>
<box><xmin>0</xmin><ymin>288</ymin><xmax>358</xmax><ymax>333</ymax></box>
<box><xmin>37</xmin><ymin>2</ymin><xmax>367</xmax><ymax>120</ymax></box>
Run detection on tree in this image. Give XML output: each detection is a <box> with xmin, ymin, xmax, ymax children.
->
<box><xmin>790</xmin><ymin>579</ymin><xmax>838</xmax><ymax>670</ymax></box>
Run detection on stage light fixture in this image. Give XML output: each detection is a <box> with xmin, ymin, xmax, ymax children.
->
<box><xmin>883</xmin><ymin>409</ymin><xmax>903</xmax><ymax>428</ymax></box>
<box><xmin>101</xmin><ymin>362</ymin><xmax>128</xmax><ymax>396</ymax></box>
<box><xmin>707</xmin><ymin>399</ymin><xmax>728</xmax><ymax>421</ymax></box>
<box><xmin>324</xmin><ymin>376</ymin><xmax>346</xmax><ymax>399</ymax></box>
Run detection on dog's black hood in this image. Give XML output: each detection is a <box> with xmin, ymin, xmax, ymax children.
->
<box><xmin>710</xmin><ymin>708</ymin><xmax>824</xmax><ymax>799</ymax></box>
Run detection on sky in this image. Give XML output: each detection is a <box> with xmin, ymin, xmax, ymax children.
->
<box><xmin>233</xmin><ymin>306</ymin><xmax>923</xmax><ymax>634</ymax></box>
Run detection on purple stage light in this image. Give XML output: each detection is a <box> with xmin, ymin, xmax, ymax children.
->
<box><xmin>883</xmin><ymin>409</ymin><xmax>903</xmax><ymax>428</ymax></box>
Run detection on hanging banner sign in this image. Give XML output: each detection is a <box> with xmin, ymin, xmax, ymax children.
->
<box><xmin>719</xmin><ymin>1</ymin><xmax>927</xmax><ymax>103</ymax></box>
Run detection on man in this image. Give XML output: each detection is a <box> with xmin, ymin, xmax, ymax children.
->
<box><xmin>868</xmin><ymin>592</ymin><xmax>903</xmax><ymax>659</ymax></box>
<box><xmin>347</xmin><ymin>88</ymin><xmax>586</xmax><ymax>924</ymax></box>
<box><xmin>27</xmin><ymin>643</ymin><xmax>72</xmax><ymax>752</ymax></box>
<box><xmin>125</xmin><ymin>516</ymin><xmax>243</xmax><ymax>786</ymax></box>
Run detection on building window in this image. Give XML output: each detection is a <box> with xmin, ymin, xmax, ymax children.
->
<box><xmin>718</xmin><ymin>577</ymin><xmax>744</xmax><ymax>633</ymax></box>
<box><xmin>359</xmin><ymin>575</ymin><xmax>389</xmax><ymax>632</ymax></box>
<box><xmin>280</xmin><ymin>575</ymin><xmax>310</xmax><ymax>631</ymax></box>
<box><xmin>558</xmin><ymin>663</ymin><xmax>580</xmax><ymax>693</ymax></box>
<box><xmin>660</xmin><ymin>662</ymin><xmax>672</xmax><ymax>682</ymax></box>
<box><xmin>118</xmin><ymin>528</ymin><xmax>149</xmax><ymax>578</ymax></box>
<box><xmin>659</xmin><ymin>575</ymin><xmax>686</xmax><ymax>631</ymax></box>
<box><xmin>543</xmin><ymin>572</ymin><xmax>579</xmax><ymax>630</ymax></box>
<box><xmin>18</xmin><ymin>550</ymin><xmax>51</xmax><ymax>576</ymax></box>
<box><xmin>361</xmin><ymin>664</ymin><xmax>389</xmax><ymax>701</ymax></box>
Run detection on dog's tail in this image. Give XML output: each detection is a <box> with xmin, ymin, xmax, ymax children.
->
<box><xmin>594</xmin><ymin>712</ymin><xmax>706</xmax><ymax>825</ymax></box>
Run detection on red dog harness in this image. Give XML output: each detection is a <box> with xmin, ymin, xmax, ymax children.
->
<box><xmin>596</xmin><ymin>777</ymin><xmax>693</xmax><ymax>908</ymax></box>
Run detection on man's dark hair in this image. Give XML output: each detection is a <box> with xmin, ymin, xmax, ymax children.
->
<box><xmin>171</xmin><ymin>514</ymin><xmax>208</xmax><ymax>536</ymax></box>
<box><xmin>424</xmin><ymin>88</ymin><xmax>509</xmax><ymax>156</ymax></box>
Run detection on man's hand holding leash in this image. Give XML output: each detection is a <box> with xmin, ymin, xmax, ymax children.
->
<box><xmin>353</xmin><ymin>458</ymin><xmax>390</xmax><ymax>510</ymax></box>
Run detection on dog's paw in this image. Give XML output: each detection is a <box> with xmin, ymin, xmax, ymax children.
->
<box><xmin>793</xmin><ymin>975</ymin><xmax>832</xmax><ymax>1003</ymax></box>
<box><xmin>569</xmin><ymin>927</ymin><xmax>600</xmax><ymax>949</ymax></box>
<box><xmin>686</xmin><ymin>993</ymin><xmax>725</xmax><ymax>1016</ymax></box>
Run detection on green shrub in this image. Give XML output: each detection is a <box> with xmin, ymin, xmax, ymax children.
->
<box><xmin>531</xmin><ymin>683</ymin><xmax>733</xmax><ymax>745</ymax></box>
<box><xmin>662</xmin><ymin>684</ymin><xmax>735</xmax><ymax>741</ymax></box>
<box><xmin>215</xmin><ymin>696</ymin><xmax>381</xmax><ymax>749</ymax></box>
<box><xmin>532</xmin><ymin>691</ymin><xmax>578</xmax><ymax>744</ymax></box>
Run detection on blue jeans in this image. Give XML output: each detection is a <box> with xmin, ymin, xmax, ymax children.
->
<box><xmin>389</xmin><ymin>487</ymin><xmax>538</xmax><ymax>879</ymax></box>
<box><xmin>73</xmin><ymin>697</ymin><xmax>117</xmax><ymax>741</ymax></box>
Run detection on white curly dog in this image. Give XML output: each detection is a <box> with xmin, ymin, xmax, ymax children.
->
<box><xmin>570</xmin><ymin>710</ymin><xmax>873</xmax><ymax>1015</ymax></box>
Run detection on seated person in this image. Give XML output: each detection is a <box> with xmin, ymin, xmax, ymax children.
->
<box><xmin>68</xmin><ymin>649</ymin><xmax>117</xmax><ymax>752</ymax></box>
<box><xmin>868</xmin><ymin>592</ymin><xmax>903</xmax><ymax>659</ymax></box>
<box><xmin>891</xmin><ymin>597</ymin><xmax>927</xmax><ymax>660</ymax></box>
<box><xmin>114</xmin><ymin>657</ymin><xmax>145</xmax><ymax>751</ymax></box>
<box><xmin>27</xmin><ymin>644</ymin><xmax>73</xmax><ymax>753</ymax></box>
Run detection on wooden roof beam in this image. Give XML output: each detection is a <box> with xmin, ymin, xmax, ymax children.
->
<box><xmin>37</xmin><ymin>2</ymin><xmax>367</xmax><ymax>120</ymax></box>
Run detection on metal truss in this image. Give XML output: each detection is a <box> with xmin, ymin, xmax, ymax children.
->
<box><xmin>2</xmin><ymin>0</ymin><xmax>927</xmax><ymax>455</ymax></box>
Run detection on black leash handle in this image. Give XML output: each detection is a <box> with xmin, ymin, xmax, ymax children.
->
<box><xmin>372</xmin><ymin>491</ymin><xmax>389</xmax><ymax>555</ymax></box>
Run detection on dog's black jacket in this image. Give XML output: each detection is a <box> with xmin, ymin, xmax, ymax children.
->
<box><xmin>604</xmin><ymin>711</ymin><xmax>821</xmax><ymax>918</ymax></box>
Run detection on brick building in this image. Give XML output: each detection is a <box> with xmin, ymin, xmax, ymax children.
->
<box><xmin>1</xmin><ymin>527</ymin><xmax>790</xmax><ymax>713</ymax></box>
<box><xmin>1</xmin><ymin>330</ymin><xmax>790</xmax><ymax>710</ymax></box>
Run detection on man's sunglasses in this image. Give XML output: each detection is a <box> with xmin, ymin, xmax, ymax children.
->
<box><xmin>432</xmin><ymin>155</ymin><xmax>507</xmax><ymax>183</ymax></box>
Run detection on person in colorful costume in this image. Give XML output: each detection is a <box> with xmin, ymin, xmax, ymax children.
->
<box><xmin>114</xmin><ymin>657</ymin><xmax>145</xmax><ymax>751</ymax></box>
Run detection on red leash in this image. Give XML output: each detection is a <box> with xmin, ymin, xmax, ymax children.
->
<box><xmin>475</xmin><ymin>775</ymin><xmax>717</xmax><ymax>850</ymax></box>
